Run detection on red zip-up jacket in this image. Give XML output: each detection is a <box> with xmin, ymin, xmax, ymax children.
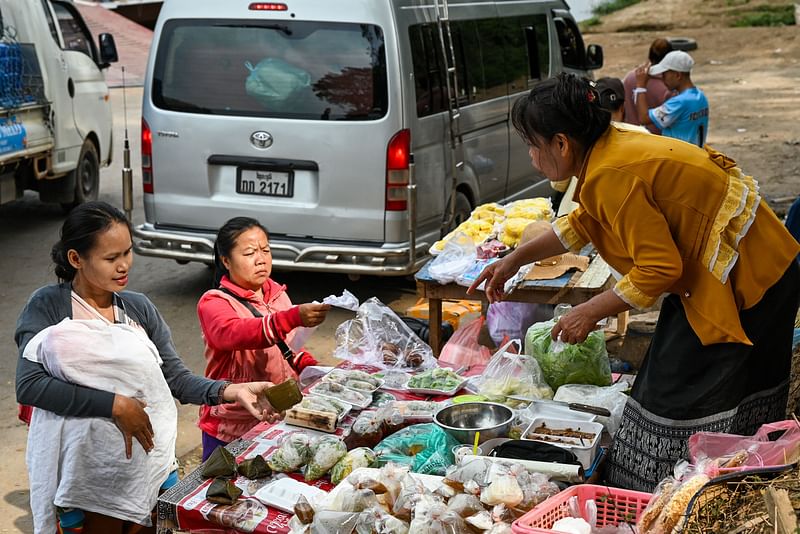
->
<box><xmin>196</xmin><ymin>276</ymin><xmax>310</xmax><ymax>442</ymax></box>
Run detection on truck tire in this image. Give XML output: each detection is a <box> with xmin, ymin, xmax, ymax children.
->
<box><xmin>668</xmin><ymin>37</ymin><xmax>697</xmax><ymax>51</ymax></box>
<box><xmin>61</xmin><ymin>139</ymin><xmax>99</xmax><ymax>212</ymax></box>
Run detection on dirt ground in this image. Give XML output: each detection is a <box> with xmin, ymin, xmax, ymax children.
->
<box><xmin>584</xmin><ymin>0</ymin><xmax>800</xmax><ymax>207</ymax></box>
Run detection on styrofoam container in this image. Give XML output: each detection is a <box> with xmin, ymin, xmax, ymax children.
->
<box><xmin>523</xmin><ymin>417</ymin><xmax>603</xmax><ymax>469</ymax></box>
<box><xmin>524</xmin><ymin>400</ymin><xmax>597</xmax><ymax>423</ymax></box>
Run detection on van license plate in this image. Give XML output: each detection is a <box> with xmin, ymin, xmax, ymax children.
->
<box><xmin>237</xmin><ymin>169</ymin><xmax>294</xmax><ymax>198</ymax></box>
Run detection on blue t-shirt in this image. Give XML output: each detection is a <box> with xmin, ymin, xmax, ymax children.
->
<box><xmin>648</xmin><ymin>87</ymin><xmax>709</xmax><ymax>146</ymax></box>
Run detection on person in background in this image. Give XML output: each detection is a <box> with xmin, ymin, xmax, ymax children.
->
<box><xmin>470</xmin><ymin>73</ymin><xmax>800</xmax><ymax>492</ymax></box>
<box><xmin>197</xmin><ymin>217</ymin><xmax>330</xmax><ymax>461</ymax></box>
<box><xmin>622</xmin><ymin>38</ymin><xmax>674</xmax><ymax>133</ymax></box>
<box><xmin>635</xmin><ymin>50</ymin><xmax>709</xmax><ymax>147</ymax></box>
<box><xmin>15</xmin><ymin>202</ymin><xmax>280</xmax><ymax>534</ymax></box>
<box><xmin>595</xmin><ymin>77</ymin><xmax>626</xmax><ymax>123</ymax></box>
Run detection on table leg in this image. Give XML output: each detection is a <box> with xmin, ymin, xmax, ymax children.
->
<box><xmin>616</xmin><ymin>311</ymin><xmax>629</xmax><ymax>335</ymax></box>
<box><xmin>429</xmin><ymin>297</ymin><xmax>443</xmax><ymax>356</ymax></box>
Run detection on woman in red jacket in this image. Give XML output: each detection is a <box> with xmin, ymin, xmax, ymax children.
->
<box><xmin>197</xmin><ymin>217</ymin><xmax>330</xmax><ymax>460</ymax></box>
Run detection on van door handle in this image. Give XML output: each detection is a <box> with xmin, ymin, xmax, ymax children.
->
<box><xmin>67</xmin><ymin>78</ymin><xmax>75</xmax><ymax>98</ymax></box>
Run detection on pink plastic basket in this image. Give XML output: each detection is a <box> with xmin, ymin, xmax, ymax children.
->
<box><xmin>512</xmin><ymin>484</ymin><xmax>652</xmax><ymax>533</ymax></box>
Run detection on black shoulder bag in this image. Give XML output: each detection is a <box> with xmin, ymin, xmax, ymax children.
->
<box><xmin>217</xmin><ymin>286</ymin><xmax>297</xmax><ymax>365</ymax></box>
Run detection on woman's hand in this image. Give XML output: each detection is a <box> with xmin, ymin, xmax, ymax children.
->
<box><xmin>467</xmin><ymin>255</ymin><xmax>521</xmax><ymax>303</ymax></box>
<box><xmin>112</xmin><ymin>394</ymin><xmax>154</xmax><ymax>459</ymax></box>
<box><xmin>224</xmin><ymin>382</ymin><xmax>283</xmax><ymax>423</ymax></box>
<box><xmin>551</xmin><ymin>304</ymin><xmax>600</xmax><ymax>345</ymax></box>
<box><xmin>635</xmin><ymin>62</ymin><xmax>651</xmax><ymax>87</ymax></box>
<box><xmin>298</xmin><ymin>303</ymin><xmax>331</xmax><ymax>327</ymax></box>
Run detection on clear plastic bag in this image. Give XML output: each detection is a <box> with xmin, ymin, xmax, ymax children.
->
<box><xmin>334</xmin><ymin>297</ymin><xmax>436</xmax><ymax>371</ymax></box>
<box><xmin>374</xmin><ymin>423</ymin><xmax>459</xmax><ymax>475</ymax></box>
<box><xmin>553</xmin><ymin>382</ymin><xmax>629</xmax><ymax>435</ymax></box>
<box><xmin>244</xmin><ymin>58</ymin><xmax>311</xmax><ymax>108</ymax></box>
<box><xmin>487</xmin><ymin>302</ymin><xmax>554</xmax><ymax>347</ymax></box>
<box><xmin>429</xmin><ymin>231</ymin><xmax>477</xmax><ymax>284</ymax></box>
<box><xmin>438</xmin><ymin>317</ymin><xmax>493</xmax><ymax>370</ymax></box>
<box><xmin>525</xmin><ymin>309</ymin><xmax>612</xmax><ymax>390</ymax></box>
<box><xmin>471</xmin><ymin>340</ymin><xmax>554</xmax><ymax>402</ymax></box>
<box><xmin>304</xmin><ymin>436</ymin><xmax>347</xmax><ymax>481</ymax></box>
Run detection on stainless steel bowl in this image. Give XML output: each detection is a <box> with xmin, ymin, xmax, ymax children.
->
<box><xmin>434</xmin><ymin>402</ymin><xmax>514</xmax><ymax>445</ymax></box>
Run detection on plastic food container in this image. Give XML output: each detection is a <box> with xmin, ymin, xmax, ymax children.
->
<box><xmin>321</xmin><ymin>369</ymin><xmax>384</xmax><ymax>393</ymax></box>
<box><xmin>523</xmin><ymin>417</ymin><xmax>603</xmax><ymax>469</ymax></box>
<box><xmin>523</xmin><ymin>401</ymin><xmax>597</xmax><ymax>423</ymax></box>
<box><xmin>308</xmin><ymin>381</ymin><xmax>373</xmax><ymax>410</ymax></box>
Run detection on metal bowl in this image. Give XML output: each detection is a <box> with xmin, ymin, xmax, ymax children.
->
<box><xmin>434</xmin><ymin>402</ymin><xmax>514</xmax><ymax>445</ymax></box>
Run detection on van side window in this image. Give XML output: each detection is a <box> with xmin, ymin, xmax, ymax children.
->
<box><xmin>410</xmin><ymin>15</ymin><xmax>551</xmax><ymax>116</ymax></box>
<box><xmin>504</xmin><ymin>15</ymin><xmax>550</xmax><ymax>94</ymax></box>
<box><xmin>40</xmin><ymin>1</ymin><xmax>60</xmax><ymax>45</ymax></box>
<box><xmin>554</xmin><ymin>17</ymin><xmax>585</xmax><ymax>70</ymax></box>
<box><xmin>50</xmin><ymin>2</ymin><xmax>95</xmax><ymax>60</ymax></box>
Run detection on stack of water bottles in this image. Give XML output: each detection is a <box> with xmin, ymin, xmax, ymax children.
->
<box><xmin>0</xmin><ymin>37</ymin><xmax>24</xmax><ymax>109</ymax></box>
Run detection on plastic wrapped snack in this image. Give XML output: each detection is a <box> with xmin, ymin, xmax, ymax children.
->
<box><xmin>480</xmin><ymin>464</ymin><xmax>524</xmax><ymax>508</ymax></box>
<box><xmin>309</xmin><ymin>380</ymin><xmax>371</xmax><ymax>408</ymax></box>
<box><xmin>344</xmin><ymin>412</ymin><xmax>385</xmax><ymax>450</ymax></box>
<box><xmin>268</xmin><ymin>433</ymin><xmax>312</xmax><ymax>473</ymax></box>
<box><xmin>637</xmin><ymin>477</ymin><xmax>677</xmax><ymax>533</ymax></box>
<box><xmin>334</xmin><ymin>298</ymin><xmax>436</xmax><ymax>371</ymax></box>
<box><xmin>446</xmin><ymin>493</ymin><xmax>485</xmax><ymax>518</ymax></box>
<box><xmin>330</xmin><ymin>448</ymin><xmax>377</xmax><ymax>485</ymax></box>
<box><xmin>299</xmin><ymin>395</ymin><xmax>349</xmax><ymax>418</ymax></box>
<box><xmin>323</xmin><ymin>369</ymin><xmax>382</xmax><ymax>392</ymax></box>
<box><xmin>305</xmin><ymin>436</ymin><xmax>348</xmax><ymax>481</ymax></box>
<box><xmin>525</xmin><ymin>311</ymin><xmax>612</xmax><ymax>390</ymax></box>
<box><xmin>391</xmin><ymin>474</ymin><xmax>427</xmax><ymax>521</ymax></box>
<box><xmin>471</xmin><ymin>340</ymin><xmax>554</xmax><ymax>402</ymax></box>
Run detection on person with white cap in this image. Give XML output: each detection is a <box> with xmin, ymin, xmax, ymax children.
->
<box><xmin>634</xmin><ymin>50</ymin><xmax>709</xmax><ymax>147</ymax></box>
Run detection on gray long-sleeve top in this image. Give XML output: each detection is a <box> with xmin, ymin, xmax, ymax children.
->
<box><xmin>15</xmin><ymin>283</ymin><xmax>226</xmax><ymax>418</ymax></box>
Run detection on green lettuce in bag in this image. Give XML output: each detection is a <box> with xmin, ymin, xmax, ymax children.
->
<box><xmin>524</xmin><ymin>310</ymin><xmax>612</xmax><ymax>390</ymax></box>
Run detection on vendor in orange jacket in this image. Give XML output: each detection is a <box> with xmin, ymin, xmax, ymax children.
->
<box><xmin>197</xmin><ymin>217</ymin><xmax>330</xmax><ymax>460</ymax></box>
<box><xmin>470</xmin><ymin>73</ymin><xmax>800</xmax><ymax>492</ymax></box>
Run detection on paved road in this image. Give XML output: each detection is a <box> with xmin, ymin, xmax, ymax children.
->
<box><xmin>0</xmin><ymin>87</ymin><xmax>419</xmax><ymax>532</ymax></box>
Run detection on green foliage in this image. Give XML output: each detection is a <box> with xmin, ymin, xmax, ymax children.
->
<box><xmin>580</xmin><ymin>16</ymin><xmax>602</xmax><ymax>32</ymax></box>
<box><xmin>592</xmin><ymin>0</ymin><xmax>644</xmax><ymax>16</ymax></box>
<box><xmin>732</xmin><ymin>4</ymin><xmax>795</xmax><ymax>27</ymax></box>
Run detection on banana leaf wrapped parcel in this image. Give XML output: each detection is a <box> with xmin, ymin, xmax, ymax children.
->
<box><xmin>206</xmin><ymin>477</ymin><xmax>243</xmax><ymax>505</ymax></box>
<box><xmin>237</xmin><ymin>455</ymin><xmax>272</xmax><ymax>479</ymax></box>
<box><xmin>202</xmin><ymin>446</ymin><xmax>238</xmax><ymax>479</ymax></box>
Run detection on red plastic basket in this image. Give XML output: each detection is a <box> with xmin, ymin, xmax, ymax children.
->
<box><xmin>512</xmin><ymin>484</ymin><xmax>652</xmax><ymax>533</ymax></box>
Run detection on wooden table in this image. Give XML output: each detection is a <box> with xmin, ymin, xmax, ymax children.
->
<box><xmin>415</xmin><ymin>253</ymin><xmax>623</xmax><ymax>354</ymax></box>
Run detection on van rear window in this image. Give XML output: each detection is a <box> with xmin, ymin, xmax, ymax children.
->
<box><xmin>152</xmin><ymin>20</ymin><xmax>387</xmax><ymax>121</ymax></box>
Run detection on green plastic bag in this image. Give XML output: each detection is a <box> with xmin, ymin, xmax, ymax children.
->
<box><xmin>524</xmin><ymin>318</ymin><xmax>612</xmax><ymax>390</ymax></box>
<box><xmin>374</xmin><ymin>423</ymin><xmax>459</xmax><ymax>475</ymax></box>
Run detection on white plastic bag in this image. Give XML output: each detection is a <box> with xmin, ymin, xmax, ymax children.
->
<box><xmin>553</xmin><ymin>382</ymin><xmax>630</xmax><ymax>435</ymax></box>
<box><xmin>429</xmin><ymin>231</ymin><xmax>476</xmax><ymax>284</ymax></box>
<box><xmin>334</xmin><ymin>297</ymin><xmax>436</xmax><ymax>370</ymax></box>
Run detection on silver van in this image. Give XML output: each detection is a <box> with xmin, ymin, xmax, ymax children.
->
<box><xmin>135</xmin><ymin>0</ymin><xmax>602</xmax><ymax>275</ymax></box>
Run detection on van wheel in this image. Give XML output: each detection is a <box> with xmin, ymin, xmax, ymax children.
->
<box><xmin>668</xmin><ymin>37</ymin><xmax>697</xmax><ymax>51</ymax></box>
<box><xmin>450</xmin><ymin>191</ymin><xmax>472</xmax><ymax>230</ymax></box>
<box><xmin>61</xmin><ymin>139</ymin><xmax>99</xmax><ymax>213</ymax></box>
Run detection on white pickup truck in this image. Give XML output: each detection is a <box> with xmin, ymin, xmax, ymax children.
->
<box><xmin>0</xmin><ymin>0</ymin><xmax>117</xmax><ymax>210</ymax></box>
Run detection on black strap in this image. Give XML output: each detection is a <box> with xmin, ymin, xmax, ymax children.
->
<box><xmin>217</xmin><ymin>286</ymin><xmax>296</xmax><ymax>362</ymax></box>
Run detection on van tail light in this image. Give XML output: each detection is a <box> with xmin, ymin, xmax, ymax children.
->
<box><xmin>386</xmin><ymin>129</ymin><xmax>410</xmax><ymax>211</ymax></box>
<box><xmin>141</xmin><ymin>118</ymin><xmax>153</xmax><ymax>194</ymax></box>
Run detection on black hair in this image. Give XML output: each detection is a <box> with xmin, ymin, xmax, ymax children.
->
<box><xmin>51</xmin><ymin>201</ymin><xmax>132</xmax><ymax>282</ymax></box>
<box><xmin>511</xmin><ymin>73</ymin><xmax>611</xmax><ymax>153</ymax></box>
<box><xmin>213</xmin><ymin>217</ymin><xmax>269</xmax><ymax>287</ymax></box>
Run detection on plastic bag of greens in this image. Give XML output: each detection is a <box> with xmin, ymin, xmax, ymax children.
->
<box><xmin>470</xmin><ymin>340</ymin><xmax>554</xmax><ymax>402</ymax></box>
<box><xmin>524</xmin><ymin>305</ymin><xmax>611</xmax><ymax>390</ymax></box>
<box><xmin>305</xmin><ymin>435</ymin><xmax>348</xmax><ymax>481</ymax></box>
<box><xmin>330</xmin><ymin>448</ymin><xmax>377</xmax><ymax>485</ymax></box>
<box><xmin>374</xmin><ymin>423</ymin><xmax>459</xmax><ymax>475</ymax></box>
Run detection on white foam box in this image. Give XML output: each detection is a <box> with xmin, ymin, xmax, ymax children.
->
<box><xmin>523</xmin><ymin>417</ymin><xmax>603</xmax><ymax>469</ymax></box>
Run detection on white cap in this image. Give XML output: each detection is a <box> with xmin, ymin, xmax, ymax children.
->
<box><xmin>649</xmin><ymin>50</ymin><xmax>694</xmax><ymax>75</ymax></box>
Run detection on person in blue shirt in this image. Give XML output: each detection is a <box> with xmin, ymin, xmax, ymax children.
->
<box><xmin>634</xmin><ymin>50</ymin><xmax>709</xmax><ymax>147</ymax></box>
